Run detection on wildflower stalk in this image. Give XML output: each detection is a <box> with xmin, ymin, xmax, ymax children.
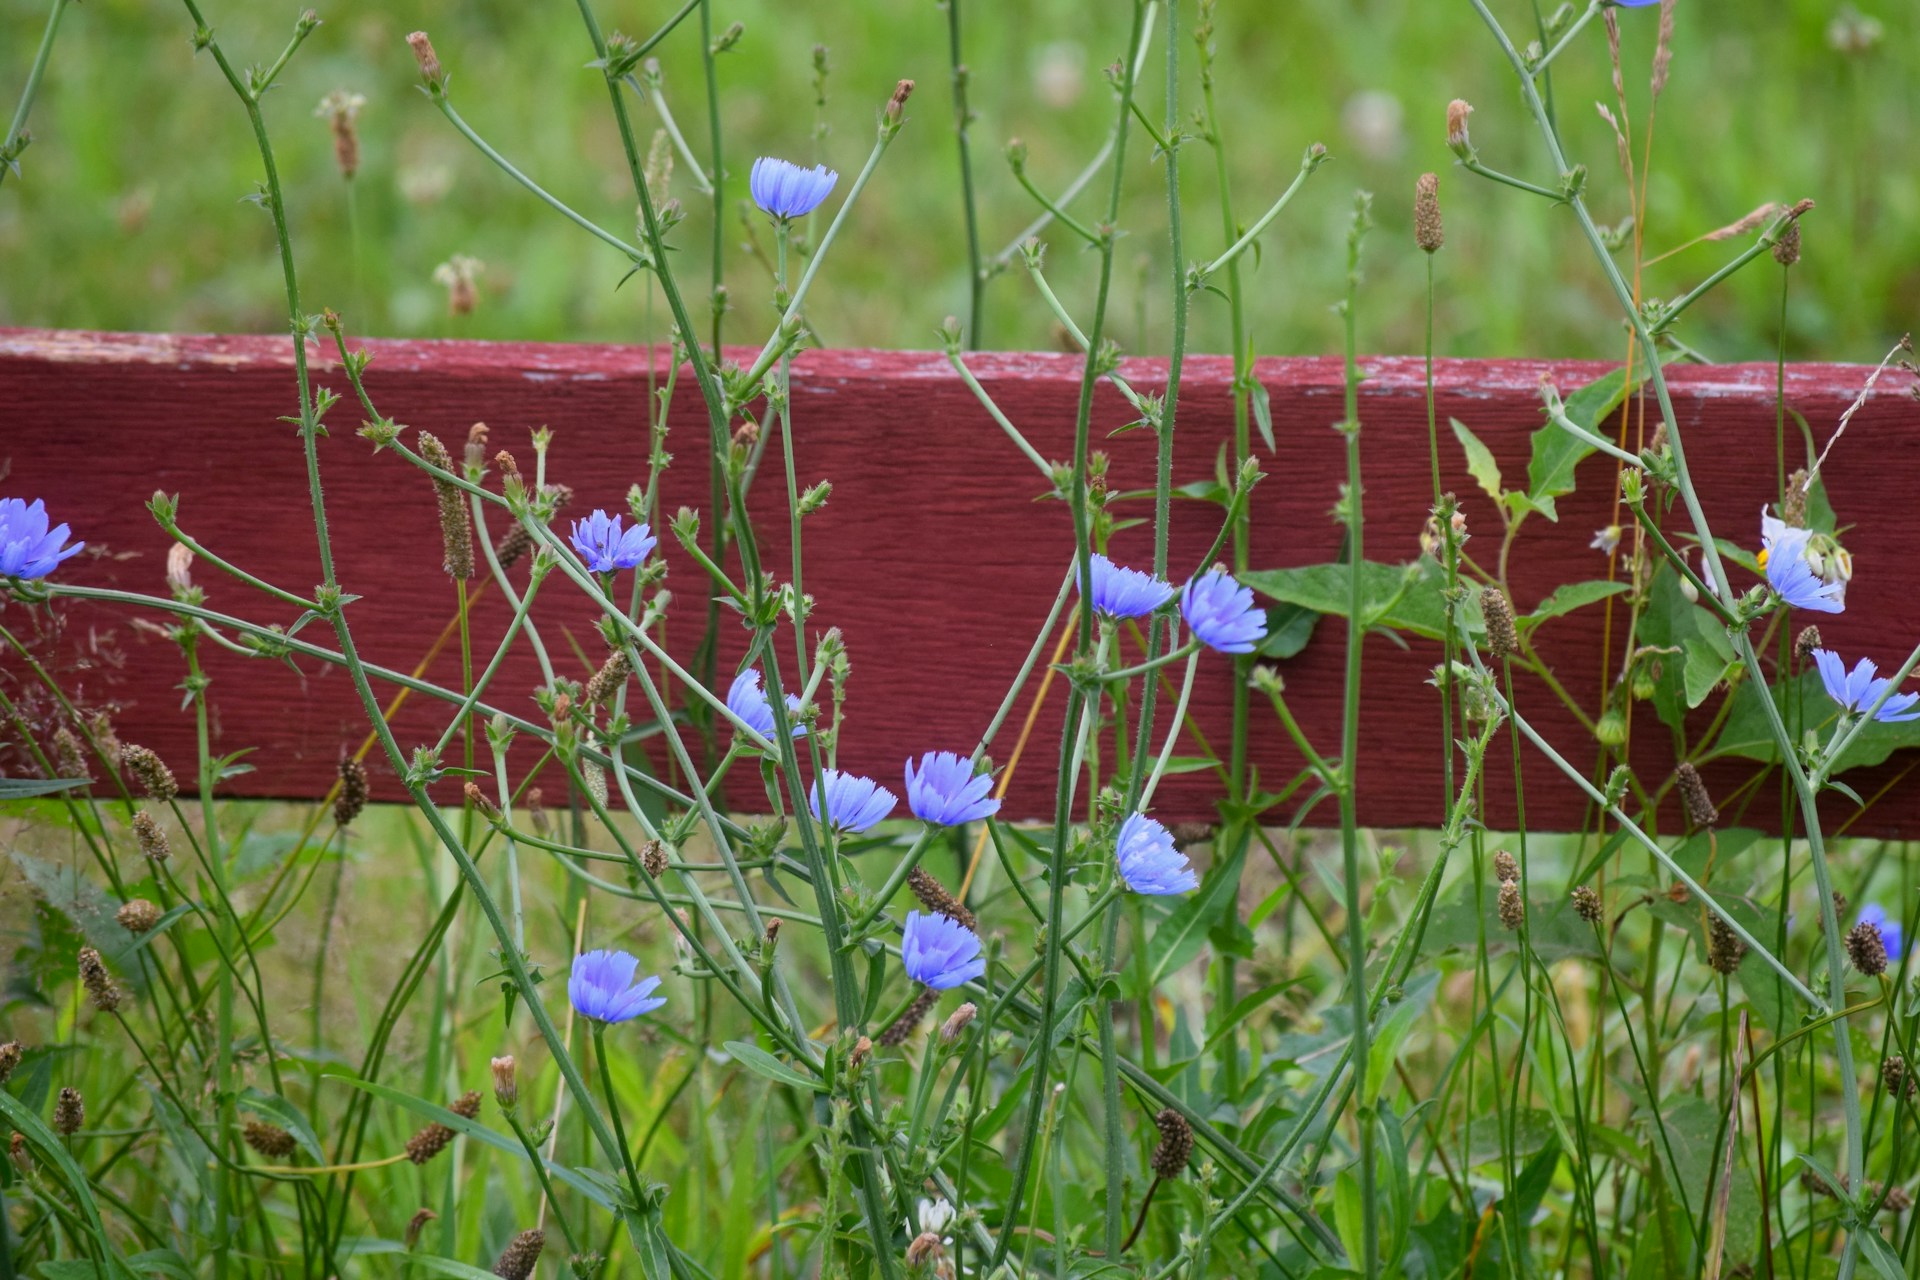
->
<box><xmin>990</xmin><ymin>6</ymin><xmax>1148</xmax><ymax>1270</ymax></box>
<box><xmin>942</xmin><ymin>0</ymin><xmax>984</xmax><ymax>345</ymax></box>
<box><xmin>1335</xmin><ymin>192</ymin><xmax>1378</xmax><ymax>1280</ymax></box>
<box><xmin>0</xmin><ymin>0</ymin><xmax>71</xmax><ymax>190</ymax></box>
<box><xmin>944</xmin><ymin>347</ymin><xmax>1056</xmax><ymax>478</ymax></box>
<box><xmin>1468</xmin><ymin>3</ymin><xmax>1871</xmax><ymax>1255</ymax></box>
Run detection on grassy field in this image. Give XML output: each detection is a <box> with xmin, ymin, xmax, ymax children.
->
<box><xmin>2</xmin><ymin>0</ymin><xmax>1915</xmax><ymax>362</ymax></box>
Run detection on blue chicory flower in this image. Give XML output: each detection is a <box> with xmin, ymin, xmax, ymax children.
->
<box><xmin>1813</xmin><ymin>649</ymin><xmax>1920</xmax><ymax>723</ymax></box>
<box><xmin>1610</xmin><ymin>0</ymin><xmax>1661</xmax><ymax>7</ymax></box>
<box><xmin>904</xmin><ymin>751</ymin><xmax>1000</xmax><ymax>826</ymax></box>
<box><xmin>1083</xmin><ymin>553</ymin><xmax>1175</xmax><ymax>620</ymax></box>
<box><xmin>810</xmin><ymin>769</ymin><xmax>897</xmax><ymax>834</ymax></box>
<box><xmin>750</xmin><ymin>156</ymin><xmax>839</xmax><ymax>220</ymax></box>
<box><xmin>0</xmin><ymin>498</ymin><xmax>84</xmax><ymax>581</ymax></box>
<box><xmin>901</xmin><ymin>910</ymin><xmax>986</xmax><ymax>990</ymax></box>
<box><xmin>570</xmin><ymin>509</ymin><xmax>657</xmax><ymax>573</ymax></box>
<box><xmin>1763</xmin><ymin>513</ymin><xmax>1844</xmax><ymax>614</ymax></box>
<box><xmin>1180</xmin><ymin>567</ymin><xmax>1268</xmax><ymax>653</ymax></box>
<box><xmin>1115</xmin><ymin>812</ymin><xmax>1198</xmax><ymax>895</ymax></box>
<box><xmin>1860</xmin><ymin>904</ymin><xmax>1906</xmax><ymax>963</ymax></box>
<box><xmin>726</xmin><ymin>668</ymin><xmax>806</xmax><ymax>740</ymax></box>
<box><xmin>568</xmin><ymin>949</ymin><xmax>667</xmax><ymax>1023</ymax></box>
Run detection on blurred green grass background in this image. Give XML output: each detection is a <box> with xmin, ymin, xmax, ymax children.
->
<box><xmin>1</xmin><ymin>0</ymin><xmax>1913</xmax><ymax>362</ymax></box>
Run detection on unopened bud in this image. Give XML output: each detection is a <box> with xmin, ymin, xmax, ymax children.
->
<box><xmin>1445</xmin><ymin>98</ymin><xmax>1475</xmax><ymax>159</ymax></box>
<box><xmin>491</xmin><ymin>1055</ymin><xmax>518</xmax><ymax>1109</ymax></box>
<box><xmin>939</xmin><ymin>1001</ymin><xmax>977</xmax><ymax>1043</ymax></box>
<box><xmin>407</xmin><ymin>31</ymin><xmax>444</xmax><ymax>89</ymax></box>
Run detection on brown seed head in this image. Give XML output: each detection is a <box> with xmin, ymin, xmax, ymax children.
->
<box><xmin>641</xmin><ymin>839</ymin><xmax>668</xmax><ymax>879</ymax></box>
<box><xmin>1773</xmin><ymin>219</ymin><xmax>1802</xmax><ymax>266</ymax></box>
<box><xmin>53</xmin><ymin>1087</ymin><xmax>84</xmax><ymax>1136</ymax></box>
<box><xmin>77</xmin><ymin>946</ymin><xmax>121</xmax><ymax>1013</ymax></box>
<box><xmin>1675</xmin><ymin>762</ymin><xmax>1719</xmax><ymax>829</ymax></box>
<box><xmin>1572</xmin><ymin>885</ymin><xmax>1603</xmax><ymax>924</ymax></box>
<box><xmin>132</xmin><ymin>809</ymin><xmax>170</xmax><ymax>862</ymax></box>
<box><xmin>335</xmin><ymin>755</ymin><xmax>370</xmax><ymax>827</ymax></box>
<box><xmin>880</xmin><ymin>986</ymin><xmax>940</xmax><ymax>1047</ymax></box>
<box><xmin>1150</xmin><ymin>1107</ymin><xmax>1194</xmax><ymax>1180</ymax></box>
<box><xmin>492</xmin><ymin>1228</ymin><xmax>546</xmax><ymax>1280</ymax></box>
<box><xmin>243</xmin><ymin>1119</ymin><xmax>298</xmax><ymax>1158</ymax></box>
<box><xmin>8</xmin><ymin>1132</ymin><xmax>27</xmax><ymax>1174</ymax></box>
<box><xmin>1414</xmin><ymin>172</ymin><xmax>1444</xmax><ymax>253</ymax></box>
<box><xmin>417</xmin><ymin>432</ymin><xmax>475</xmax><ymax>580</ymax></box>
<box><xmin>117</xmin><ymin>899</ymin><xmax>162</xmax><ymax>933</ymax></box>
<box><xmin>451</xmin><ymin>1090</ymin><xmax>483</xmax><ymax>1120</ymax></box>
<box><xmin>1884</xmin><ymin>1054</ymin><xmax>1918</xmax><ymax>1100</ymax></box>
<box><xmin>1783</xmin><ymin>469</ymin><xmax>1811</xmax><ymax>527</ymax></box>
<box><xmin>1706</xmin><ymin>912</ymin><xmax>1747</xmax><ymax>975</ymax></box>
<box><xmin>52</xmin><ymin>726</ymin><xmax>89</xmax><ymax>782</ymax></box>
<box><xmin>1796</xmin><ymin>625</ymin><xmax>1824</xmax><ymax>665</ymax></box>
<box><xmin>1849</xmin><ymin>920</ymin><xmax>1890</xmax><ymax>975</ymax></box>
<box><xmin>585</xmin><ymin>649</ymin><xmax>633</xmax><ymax>705</ymax></box>
<box><xmin>907</xmin><ymin>866</ymin><xmax>977</xmax><ymax>930</ymax></box>
<box><xmin>120</xmin><ymin>744</ymin><xmax>177</xmax><ymax>802</ymax></box>
<box><xmin>1492</xmin><ymin>849</ymin><xmax>1519</xmax><ymax>884</ymax></box>
<box><xmin>0</xmin><ymin>1041</ymin><xmax>22</xmax><ymax>1084</ymax></box>
<box><xmin>1481</xmin><ymin>586</ymin><xmax>1519</xmax><ymax>660</ymax></box>
<box><xmin>406</xmin><ymin>1124</ymin><xmax>454</xmax><ymax>1165</ymax></box>
<box><xmin>1497</xmin><ymin>880</ymin><xmax>1525</xmax><ymax>932</ymax></box>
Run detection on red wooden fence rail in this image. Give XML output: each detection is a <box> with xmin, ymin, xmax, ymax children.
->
<box><xmin>4</xmin><ymin>327</ymin><xmax>1919</xmax><ymax>834</ymax></box>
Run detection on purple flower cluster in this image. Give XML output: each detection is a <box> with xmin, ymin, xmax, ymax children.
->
<box><xmin>1083</xmin><ymin>553</ymin><xmax>1269</xmax><ymax>653</ymax></box>
<box><xmin>570</xmin><ymin>509</ymin><xmax>656</xmax><ymax>573</ymax></box>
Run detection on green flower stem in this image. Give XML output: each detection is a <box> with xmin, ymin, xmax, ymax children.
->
<box><xmin>1137</xmin><ymin>649</ymin><xmax>1199</xmax><ymax>809</ymax></box>
<box><xmin>1195</xmin><ymin>148</ymin><xmax>1321</xmax><ymax>280</ymax></box>
<box><xmin>466</xmin><ymin>494</ymin><xmax>556</xmax><ymax>687</ymax></box>
<box><xmin>946</xmin><ymin>348</ymin><xmax>1056</xmax><ymax>478</ymax></box>
<box><xmin>628</xmin><ymin>73</ymin><xmax>711</xmax><ymax>194</ymax></box>
<box><xmin>1656</xmin><ymin>206</ymin><xmax>1810</xmax><ymax>333</ymax></box>
<box><xmin>1336</xmin><ymin>197</ymin><xmax>1377</xmax><ymax>1280</ymax></box>
<box><xmin>0</xmin><ymin>0</ymin><xmax>71</xmax><ymax>189</ymax></box>
<box><xmin>942</xmin><ymin>0</ymin><xmax>985</xmax><ymax>345</ymax></box>
<box><xmin>972</xmin><ymin>563</ymin><xmax>1078</xmax><ymax>761</ymax></box>
<box><xmin>591</xmin><ymin>1023</ymin><xmax>647</xmax><ymax>1208</ymax></box>
<box><xmin>432</xmin><ymin>96</ymin><xmax>644</xmax><ymax>261</ymax></box>
<box><xmin>1023</xmin><ymin>258</ymin><xmax>1147</xmax><ymax>412</ymax></box>
<box><xmin>151</xmin><ymin>522</ymin><xmax>318</xmax><ymax>612</ymax></box>
<box><xmin>1620</xmin><ymin>497</ymin><xmax>1738</xmax><ymax>626</ymax></box>
<box><xmin>1458</xmin><ymin>158</ymin><xmax>1564</xmax><ymax>202</ymax></box>
<box><xmin>849</xmin><ymin>828</ymin><xmax>937</xmax><ymax>932</ymax></box>
<box><xmin>1528</xmin><ymin>0</ymin><xmax>1601</xmax><ymax>76</ymax></box>
<box><xmin>1101</xmin><ymin>636</ymin><xmax>1200</xmax><ymax>683</ymax></box>
<box><xmin>1010</xmin><ymin>163</ymin><xmax>1100</xmax><ymax>244</ymax></box>
<box><xmin>504</xmin><ymin>1111</ymin><xmax>582</xmax><ymax>1255</ymax></box>
<box><xmin>427</xmin><ymin>561</ymin><xmax>551</xmax><ymax>760</ymax></box>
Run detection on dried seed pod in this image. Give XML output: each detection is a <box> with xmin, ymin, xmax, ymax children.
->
<box><xmin>1773</xmin><ymin>218</ymin><xmax>1801</xmax><ymax>266</ymax></box>
<box><xmin>406</xmin><ymin>31</ymin><xmax>443</xmax><ymax>88</ymax></box>
<box><xmin>417</xmin><ymin>432</ymin><xmax>474</xmax><ymax>579</ymax></box>
<box><xmin>907</xmin><ymin>866</ymin><xmax>977</xmax><ymax>930</ymax></box>
<box><xmin>120</xmin><ymin>745</ymin><xmax>177</xmax><ymax>802</ymax></box>
<box><xmin>1149</xmin><ymin>1107</ymin><xmax>1194</xmax><ymax>1180</ymax></box>
<box><xmin>584</xmin><ymin>650</ymin><xmax>633</xmax><ymax>705</ymax></box>
<box><xmin>0</xmin><ymin>1040</ymin><xmax>22</xmax><ymax>1084</ymax></box>
<box><xmin>1492</xmin><ymin>850</ymin><xmax>1519</xmax><ymax>884</ymax></box>
<box><xmin>1795</xmin><ymin>625</ymin><xmax>1824</xmax><ymax>665</ymax></box>
<box><xmin>406</xmin><ymin>1091</ymin><xmax>482</xmax><ymax>1164</ymax></box>
<box><xmin>1481</xmin><ymin>587</ymin><xmax>1519</xmax><ymax>660</ymax></box>
<box><xmin>1848</xmin><ymin>920</ymin><xmax>1890</xmax><ymax>976</ymax></box>
<box><xmin>492</xmin><ymin>1229</ymin><xmax>545</xmax><ymax>1280</ymax></box>
<box><xmin>1675</xmin><ymin>762</ymin><xmax>1718</xmax><ymax>829</ymax></box>
<box><xmin>1572</xmin><ymin>885</ymin><xmax>1604</xmax><ymax>924</ymax></box>
<box><xmin>491</xmin><ymin>1055</ymin><xmax>518</xmax><ymax>1110</ymax></box>
<box><xmin>879</xmin><ymin>986</ymin><xmax>940</xmax><ymax>1047</ymax></box>
<box><xmin>1883</xmin><ymin>1054</ymin><xmax>1918</xmax><ymax>1100</ymax></box>
<box><xmin>939</xmin><ymin>1002</ymin><xmax>977</xmax><ymax>1043</ymax></box>
<box><xmin>1497</xmin><ymin>880</ymin><xmax>1525</xmax><ymax>932</ymax></box>
<box><xmin>1706</xmin><ymin>913</ymin><xmax>1747</xmax><ymax>975</ymax></box>
<box><xmin>53</xmin><ymin>1087</ymin><xmax>84</xmax><ymax>1136</ymax></box>
<box><xmin>1414</xmin><ymin>172</ymin><xmax>1444</xmax><ymax>253</ymax></box>
<box><xmin>77</xmin><ymin>947</ymin><xmax>121</xmax><ymax>1013</ymax></box>
<box><xmin>641</xmin><ymin>839</ymin><xmax>668</xmax><ymax>879</ymax></box>
<box><xmin>243</xmin><ymin>1120</ymin><xmax>298</xmax><ymax>1158</ymax></box>
<box><xmin>334</xmin><ymin>755</ymin><xmax>370</xmax><ymax>827</ymax></box>
<box><xmin>132</xmin><ymin>810</ymin><xmax>170</xmax><ymax>862</ymax></box>
<box><xmin>52</xmin><ymin>726</ymin><xmax>89</xmax><ymax>782</ymax></box>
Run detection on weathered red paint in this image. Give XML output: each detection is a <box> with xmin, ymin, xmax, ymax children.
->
<box><xmin>4</xmin><ymin>327</ymin><xmax>1918</xmax><ymax>834</ymax></box>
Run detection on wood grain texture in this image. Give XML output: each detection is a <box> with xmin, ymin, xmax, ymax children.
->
<box><xmin>4</xmin><ymin>326</ymin><xmax>1919</xmax><ymax>834</ymax></box>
